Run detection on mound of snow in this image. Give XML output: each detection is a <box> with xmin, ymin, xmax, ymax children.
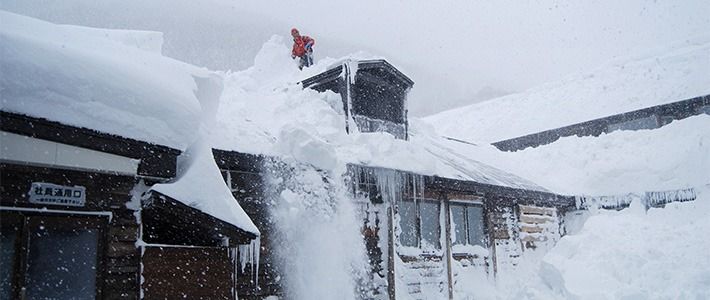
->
<box><xmin>0</xmin><ymin>10</ymin><xmax>214</xmax><ymax>150</ymax></box>
<box><xmin>425</xmin><ymin>35</ymin><xmax>710</xmax><ymax>143</ymax></box>
<box><xmin>543</xmin><ymin>186</ymin><xmax>710</xmax><ymax>299</ymax></box>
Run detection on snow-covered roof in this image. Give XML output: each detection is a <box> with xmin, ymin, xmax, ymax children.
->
<box><xmin>2</xmin><ymin>11</ymin><xmax>258</xmax><ymax>237</ymax></box>
<box><xmin>424</xmin><ymin>35</ymin><xmax>710</xmax><ymax>143</ymax></box>
<box><xmin>0</xmin><ymin>10</ymin><xmax>211</xmax><ymax>151</ymax></box>
<box><xmin>468</xmin><ymin>114</ymin><xmax>710</xmax><ymax>196</ymax></box>
<box><xmin>210</xmin><ymin>36</ymin><xmax>548</xmax><ymax>193</ymax></box>
<box><xmin>152</xmin><ymin>140</ymin><xmax>260</xmax><ymax>236</ymax></box>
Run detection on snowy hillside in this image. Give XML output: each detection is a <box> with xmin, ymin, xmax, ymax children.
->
<box><xmin>425</xmin><ymin>35</ymin><xmax>710</xmax><ymax>143</ymax></box>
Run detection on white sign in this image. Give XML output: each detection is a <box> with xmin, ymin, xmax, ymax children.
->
<box><xmin>28</xmin><ymin>182</ymin><xmax>86</xmax><ymax>207</ymax></box>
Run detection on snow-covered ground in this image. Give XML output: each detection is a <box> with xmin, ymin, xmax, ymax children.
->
<box><xmin>544</xmin><ymin>185</ymin><xmax>710</xmax><ymax>299</ymax></box>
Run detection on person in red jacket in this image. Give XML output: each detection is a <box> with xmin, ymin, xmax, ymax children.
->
<box><xmin>291</xmin><ymin>28</ymin><xmax>315</xmax><ymax>70</ymax></box>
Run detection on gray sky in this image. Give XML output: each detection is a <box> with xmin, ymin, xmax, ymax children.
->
<box><xmin>2</xmin><ymin>0</ymin><xmax>708</xmax><ymax>116</ymax></box>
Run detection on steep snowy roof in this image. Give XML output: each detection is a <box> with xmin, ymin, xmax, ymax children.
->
<box><xmin>424</xmin><ymin>35</ymin><xmax>710</xmax><ymax>143</ymax></box>
<box><xmin>0</xmin><ymin>10</ymin><xmax>210</xmax><ymax>151</ymax></box>
<box><xmin>152</xmin><ymin>140</ymin><xmax>260</xmax><ymax>236</ymax></box>
<box><xmin>210</xmin><ymin>36</ymin><xmax>548</xmax><ymax>192</ymax></box>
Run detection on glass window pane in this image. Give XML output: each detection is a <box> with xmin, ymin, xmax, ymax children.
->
<box><xmin>450</xmin><ymin>204</ymin><xmax>467</xmax><ymax>245</ymax></box>
<box><xmin>466</xmin><ymin>205</ymin><xmax>486</xmax><ymax>247</ymax></box>
<box><xmin>25</xmin><ymin>221</ymin><xmax>99</xmax><ymax>300</ymax></box>
<box><xmin>419</xmin><ymin>201</ymin><xmax>440</xmax><ymax>250</ymax></box>
<box><xmin>1</xmin><ymin>228</ymin><xmax>17</xmax><ymax>300</ymax></box>
<box><xmin>398</xmin><ymin>200</ymin><xmax>418</xmax><ymax>247</ymax></box>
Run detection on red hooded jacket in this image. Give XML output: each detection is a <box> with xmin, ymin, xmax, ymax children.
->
<box><xmin>292</xmin><ymin>35</ymin><xmax>315</xmax><ymax>57</ymax></box>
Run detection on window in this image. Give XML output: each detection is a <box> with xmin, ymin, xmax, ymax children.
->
<box><xmin>397</xmin><ymin>199</ymin><xmax>441</xmax><ymax>251</ymax></box>
<box><xmin>450</xmin><ymin>202</ymin><xmax>486</xmax><ymax>247</ymax></box>
<box><xmin>399</xmin><ymin>200</ymin><xmax>418</xmax><ymax>247</ymax></box>
<box><xmin>419</xmin><ymin>201</ymin><xmax>440</xmax><ymax>249</ymax></box>
<box><xmin>220</xmin><ymin>170</ymin><xmax>262</xmax><ymax>197</ymax></box>
<box><xmin>0</xmin><ymin>212</ymin><xmax>105</xmax><ymax>299</ymax></box>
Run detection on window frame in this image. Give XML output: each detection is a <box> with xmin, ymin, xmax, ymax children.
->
<box><xmin>397</xmin><ymin>198</ymin><xmax>442</xmax><ymax>255</ymax></box>
<box><xmin>449</xmin><ymin>200</ymin><xmax>487</xmax><ymax>249</ymax></box>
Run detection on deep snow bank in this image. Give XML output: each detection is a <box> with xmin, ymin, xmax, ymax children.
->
<box><xmin>543</xmin><ymin>186</ymin><xmax>710</xmax><ymax>299</ymax></box>
<box><xmin>425</xmin><ymin>35</ymin><xmax>710</xmax><ymax>143</ymax></box>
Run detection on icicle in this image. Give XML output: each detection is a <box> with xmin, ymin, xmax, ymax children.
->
<box><xmin>253</xmin><ymin>236</ymin><xmax>261</xmax><ymax>286</ymax></box>
<box><xmin>238</xmin><ymin>237</ymin><xmax>261</xmax><ymax>286</ymax></box>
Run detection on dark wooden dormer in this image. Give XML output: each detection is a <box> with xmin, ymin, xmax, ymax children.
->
<box><xmin>301</xmin><ymin>59</ymin><xmax>414</xmax><ymax>140</ymax></box>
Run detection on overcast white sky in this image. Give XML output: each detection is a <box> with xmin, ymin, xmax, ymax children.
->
<box><xmin>2</xmin><ymin>0</ymin><xmax>708</xmax><ymax>116</ymax></box>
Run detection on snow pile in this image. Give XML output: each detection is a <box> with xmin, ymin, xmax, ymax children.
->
<box><xmin>543</xmin><ymin>186</ymin><xmax>710</xmax><ymax>299</ymax></box>
<box><xmin>425</xmin><ymin>35</ymin><xmax>710</xmax><ymax>143</ymax></box>
<box><xmin>478</xmin><ymin>115</ymin><xmax>710</xmax><ymax>195</ymax></box>
<box><xmin>0</xmin><ymin>10</ymin><xmax>212</xmax><ymax>150</ymax></box>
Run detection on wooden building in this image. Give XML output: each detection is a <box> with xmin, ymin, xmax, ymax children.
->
<box><xmin>350</xmin><ymin>165</ymin><xmax>574</xmax><ymax>299</ymax></box>
<box><xmin>0</xmin><ymin>112</ymin><xmax>258</xmax><ymax>299</ymax></box>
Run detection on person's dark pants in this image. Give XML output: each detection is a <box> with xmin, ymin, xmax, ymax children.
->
<box><xmin>299</xmin><ymin>51</ymin><xmax>314</xmax><ymax>70</ymax></box>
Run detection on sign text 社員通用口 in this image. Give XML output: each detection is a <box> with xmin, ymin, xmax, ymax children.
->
<box><xmin>28</xmin><ymin>182</ymin><xmax>86</xmax><ymax>207</ymax></box>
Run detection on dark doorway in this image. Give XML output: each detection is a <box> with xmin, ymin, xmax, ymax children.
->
<box><xmin>0</xmin><ymin>211</ymin><xmax>107</xmax><ymax>299</ymax></box>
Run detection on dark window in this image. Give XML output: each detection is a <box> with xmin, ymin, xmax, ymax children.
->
<box><xmin>26</xmin><ymin>220</ymin><xmax>99</xmax><ymax>299</ymax></box>
<box><xmin>0</xmin><ymin>212</ymin><xmax>105</xmax><ymax>299</ymax></box>
<box><xmin>450</xmin><ymin>202</ymin><xmax>486</xmax><ymax>247</ymax></box>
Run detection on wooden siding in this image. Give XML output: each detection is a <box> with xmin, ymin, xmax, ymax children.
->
<box><xmin>142</xmin><ymin>246</ymin><xmax>235</xmax><ymax>300</ymax></box>
<box><xmin>517</xmin><ymin>205</ymin><xmax>562</xmax><ymax>250</ymax></box>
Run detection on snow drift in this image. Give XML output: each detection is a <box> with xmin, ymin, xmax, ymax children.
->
<box><xmin>543</xmin><ymin>186</ymin><xmax>710</xmax><ymax>299</ymax></box>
